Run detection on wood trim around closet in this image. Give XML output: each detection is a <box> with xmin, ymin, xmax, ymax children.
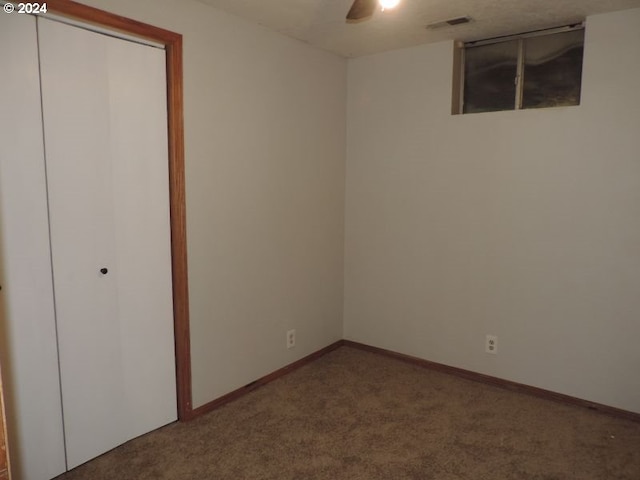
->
<box><xmin>46</xmin><ymin>0</ymin><xmax>193</xmax><ymax>420</ymax></box>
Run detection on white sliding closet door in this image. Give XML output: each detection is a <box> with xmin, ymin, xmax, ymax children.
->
<box><xmin>0</xmin><ymin>13</ymin><xmax>67</xmax><ymax>480</ymax></box>
<box><xmin>38</xmin><ymin>18</ymin><xmax>177</xmax><ymax>469</ymax></box>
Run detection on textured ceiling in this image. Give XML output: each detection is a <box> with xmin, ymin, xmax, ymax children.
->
<box><xmin>194</xmin><ymin>0</ymin><xmax>640</xmax><ymax>57</ymax></box>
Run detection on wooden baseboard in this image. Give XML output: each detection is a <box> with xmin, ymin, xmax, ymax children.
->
<box><xmin>187</xmin><ymin>340</ymin><xmax>344</xmax><ymax>420</ymax></box>
<box><xmin>185</xmin><ymin>339</ymin><xmax>639</xmax><ymax>424</ymax></box>
<box><xmin>342</xmin><ymin>340</ymin><xmax>640</xmax><ymax>423</ymax></box>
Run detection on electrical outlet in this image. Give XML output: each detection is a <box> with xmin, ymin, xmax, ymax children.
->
<box><xmin>485</xmin><ymin>334</ymin><xmax>498</xmax><ymax>354</ymax></box>
<box><xmin>286</xmin><ymin>329</ymin><xmax>296</xmax><ymax>349</ymax></box>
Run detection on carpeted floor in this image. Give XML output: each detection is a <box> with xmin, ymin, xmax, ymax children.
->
<box><xmin>55</xmin><ymin>346</ymin><xmax>640</xmax><ymax>479</ymax></box>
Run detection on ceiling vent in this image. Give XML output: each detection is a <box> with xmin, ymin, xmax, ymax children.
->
<box><xmin>426</xmin><ymin>16</ymin><xmax>473</xmax><ymax>30</ymax></box>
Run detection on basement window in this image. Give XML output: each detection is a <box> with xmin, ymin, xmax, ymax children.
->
<box><xmin>454</xmin><ymin>24</ymin><xmax>585</xmax><ymax>114</ymax></box>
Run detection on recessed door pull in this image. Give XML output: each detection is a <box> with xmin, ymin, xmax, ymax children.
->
<box><xmin>100</xmin><ymin>268</ymin><xmax>108</xmax><ymax>275</ymax></box>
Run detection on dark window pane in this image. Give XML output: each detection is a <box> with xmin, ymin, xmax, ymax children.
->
<box><xmin>463</xmin><ymin>40</ymin><xmax>518</xmax><ymax>114</ymax></box>
<box><xmin>522</xmin><ymin>30</ymin><xmax>584</xmax><ymax>109</ymax></box>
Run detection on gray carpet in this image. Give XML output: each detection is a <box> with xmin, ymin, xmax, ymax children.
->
<box><xmin>55</xmin><ymin>346</ymin><xmax>640</xmax><ymax>479</ymax></box>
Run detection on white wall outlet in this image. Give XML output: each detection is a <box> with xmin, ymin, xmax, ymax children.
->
<box><xmin>286</xmin><ymin>329</ymin><xmax>296</xmax><ymax>349</ymax></box>
<box><xmin>485</xmin><ymin>334</ymin><xmax>498</xmax><ymax>354</ymax></box>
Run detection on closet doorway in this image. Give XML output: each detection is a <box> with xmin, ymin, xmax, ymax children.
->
<box><xmin>0</xmin><ymin>2</ymin><xmax>190</xmax><ymax>479</ymax></box>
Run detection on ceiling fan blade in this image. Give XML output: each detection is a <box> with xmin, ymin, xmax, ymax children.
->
<box><xmin>346</xmin><ymin>0</ymin><xmax>377</xmax><ymax>23</ymax></box>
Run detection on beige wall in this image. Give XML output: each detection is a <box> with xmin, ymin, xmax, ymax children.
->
<box><xmin>45</xmin><ymin>1</ymin><xmax>640</xmax><ymax>416</ymax></box>
<box><xmin>345</xmin><ymin>8</ymin><xmax>640</xmax><ymax>413</ymax></box>
<box><xmin>81</xmin><ymin>0</ymin><xmax>347</xmax><ymax>408</ymax></box>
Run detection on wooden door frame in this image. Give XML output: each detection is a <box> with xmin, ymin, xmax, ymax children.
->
<box><xmin>46</xmin><ymin>0</ymin><xmax>193</xmax><ymax>420</ymax></box>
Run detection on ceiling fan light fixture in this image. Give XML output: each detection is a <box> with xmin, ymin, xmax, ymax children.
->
<box><xmin>379</xmin><ymin>0</ymin><xmax>401</xmax><ymax>10</ymax></box>
<box><xmin>346</xmin><ymin>0</ymin><xmax>399</xmax><ymax>23</ymax></box>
